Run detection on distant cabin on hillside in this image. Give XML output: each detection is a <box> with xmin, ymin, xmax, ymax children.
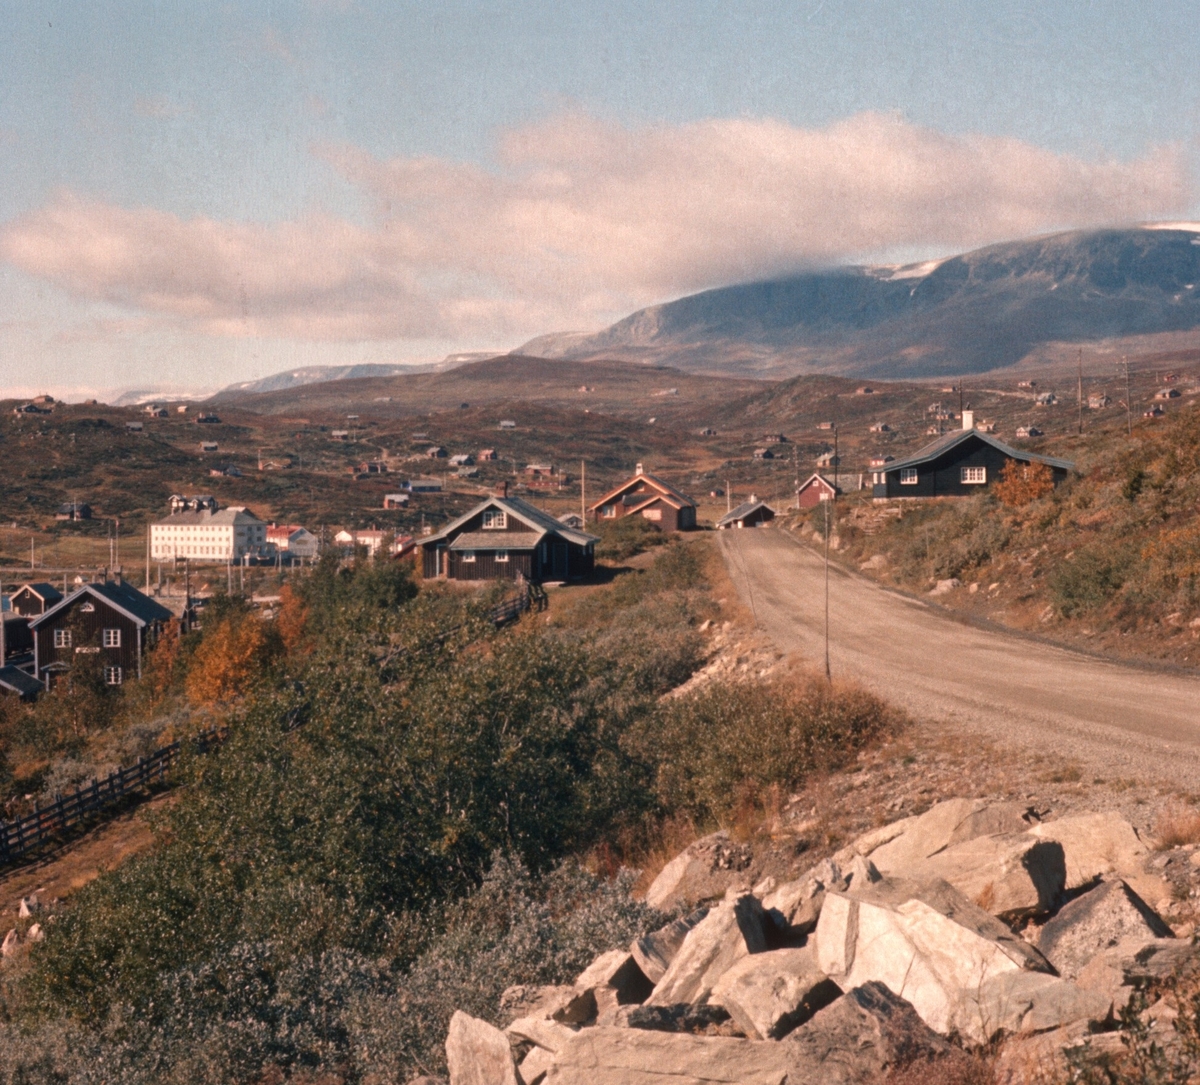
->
<box><xmin>717</xmin><ymin>500</ymin><xmax>776</xmax><ymax>529</ymax></box>
<box><xmin>55</xmin><ymin>502</ymin><xmax>93</xmax><ymax>521</ymax></box>
<box><xmin>795</xmin><ymin>474</ymin><xmax>840</xmax><ymax>508</ymax></box>
<box><xmin>588</xmin><ymin>465</ymin><xmax>697</xmax><ymax>531</ymax></box>
<box><xmin>872</xmin><ymin>424</ymin><xmax>1073</xmax><ymax>500</ymax></box>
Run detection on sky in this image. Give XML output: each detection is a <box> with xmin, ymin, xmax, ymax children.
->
<box><xmin>0</xmin><ymin>1</ymin><xmax>1197</xmax><ymax>398</ymax></box>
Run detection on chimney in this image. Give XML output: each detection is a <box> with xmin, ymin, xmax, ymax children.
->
<box><xmin>962</xmin><ymin>409</ymin><xmax>975</xmax><ymax>431</ymax></box>
<box><xmin>114</xmin><ymin>569</ymin><xmax>122</xmax><ymax>585</ymax></box>
<box><xmin>635</xmin><ymin>462</ymin><xmax>644</xmax><ymax>475</ymax></box>
<box><xmin>498</xmin><ymin>480</ymin><xmax>509</xmax><ymax>498</ymax></box>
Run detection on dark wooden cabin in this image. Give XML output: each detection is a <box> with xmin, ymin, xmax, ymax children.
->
<box><xmin>30</xmin><ymin>579</ymin><xmax>173</xmax><ymax>689</ymax></box>
<box><xmin>421</xmin><ymin>495</ymin><xmax>598</xmax><ymax>583</ymax></box>
<box><xmin>587</xmin><ymin>464</ymin><xmax>697</xmax><ymax>531</ymax></box>
<box><xmin>873</xmin><ymin>429</ymin><xmax>1073</xmax><ymax>500</ymax></box>
<box><xmin>9</xmin><ymin>582</ymin><xmax>63</xmax><ymax>616</ymax></box>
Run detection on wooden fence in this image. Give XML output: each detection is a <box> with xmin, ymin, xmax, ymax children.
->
<box><xmin>0</xmin><ymin>584</ymin><xmax>544</xmax><ymax>870</ymax></box>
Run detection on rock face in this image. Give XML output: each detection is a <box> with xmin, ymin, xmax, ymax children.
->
<box><xmin>542</xmin><ymin>1027</ymin><xmax>794</xmax><ymax>1085</ymax></box>
<box><xmin>1026</xmin><ymin>813</ymin><xmax>1148</xmax><ymax>890</ymax></box>
<box><xmin>1037</xmin><ymin>879</ymin><xmax>1173</xmax><ymax>980</ymax></box>
<box><xmin>782</xmin><ymin>982</ymin><xmax>952</xmax><ymax>1085</ymax></box>
<box><xmin>709</xmin><ymin>947</ymin><xmax>841</xmax><ymax>1039</ymax></box>
<box><xmin>644</xmin><ymin>832</ymin><xmax>753</xmax><ymax>912</ymax></box>
<box><xmin>814</xmin><ymin>875</ymin><xmax>1051</xmax><ymax>1042</ymax></box>
<box><xmin>631</xmin><ymin>909</ymin><xmax>710</xmax><ymax>983</ymax></box>
<box><xmin>574</xmin><ymin>949</ymin><xmax>654</xmax><ymax>1013</ymax></box>
<box><xmin>445</xmin><ymin>1011</ymin><xmax>519</xmax><ymax>1085</ymax></box>
<box><xmin>974</xmin><ymin>971</ymin><xmax>1112</xmax><ymax>1037</ymax></box>
<box><xmin>647</xmin><ymin>890</ymin><xmax>768</xmax><ymax>1007</ymax></box>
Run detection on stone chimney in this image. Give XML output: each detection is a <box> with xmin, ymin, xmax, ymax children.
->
<box><xmin>962</xmin><ymin>409</ymin><xmax>975</xmax><ymax>431</ymax></box>
<box><xmin>635</xmin><ymin>462</ymin><xmax>644</xmax><ymax>475</ymax></box>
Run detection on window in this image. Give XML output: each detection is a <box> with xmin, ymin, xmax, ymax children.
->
<box><xmin>600</xmin><ymin>504</ymin><xmax>616</xmax><ymax>518</ymax></box>
<box><xmin>103</xmin><ymin>628</ymin><xmax>121</xmax><ymax>648</ymax></box>
<box><xmin>961</xmin><ymin>466</ymin><xmax>987</xmax><ymax>484</ymax></box>
<box><xmin>494</xmin><ymin>550</ymin><xmax>510</xmax><ymax>563</ymax></box>
<box><xmin>482</xmin><ymin>509</ymin><xmax>507</xmax><ymax>529</ymax></box>
<box><xmin>461</xmin><ymin>550</ymin><xmax>477</xmax><ymax>563</ymax></box>
<box><xmin>104</xmin><ymin>666</ymin><xmax>122</xmax><ymax>686</ymax></box>
<box><xmin>641</xmin><ymin>507</ymin><xmax>662</xmax><ymax>521</ymax></box>
<box><xmin>54</xmin><ymin>629</ymin><xmax>72</xmax><ymax>648</ymax></box>
<box><xmin>900</xmin><ymin>468</ymin><xmax>919</xmax><ymax>485</ymax></box>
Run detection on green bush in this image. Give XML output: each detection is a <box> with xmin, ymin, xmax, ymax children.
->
<box><xmin>629</xmin><ymin>673</ymin><xmax>905</xmax><ymax>823</ymax></box>
<box><xmin>594</xmin><ymin>515</ymin><xmax>670</xmax><ymax>561</ymax></box>
<box><xmin>1048</xmin><ymin>547</ymin><xmax>1133</xmax><ymax>618</ymax></box>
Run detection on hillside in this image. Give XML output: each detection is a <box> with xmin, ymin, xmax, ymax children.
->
<box><xmin>517</xmin><ymin>226</ymin><xmax>1200</xmax><ymax>379</ymax></box>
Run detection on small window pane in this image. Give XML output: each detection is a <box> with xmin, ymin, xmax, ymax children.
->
<box><xmin>462</xmin><ymin>551</ymin><xmax>476</xmax><ymax>563</ymax></box>
<box><xmin>495</xmin><ymin>550</ymin><xmax>510</xmax><ymax>563</ymax></box>
<box><xmin>900</xmin><ymin>468</ymin><xmax>918</xmax><ymax>485</ymax></box>
<box><xmin>961</xmin><ymin>466</ymin><xmax>987</xmax><ymax>484</ymax></box>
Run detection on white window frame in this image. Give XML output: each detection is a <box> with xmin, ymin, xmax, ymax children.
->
<box><xmin>961</xmin><ymin>466</ymin><xmax>987</xmax><ymax>484</ymax></box>
<box><xmin>494</xmin><ymin>550</ymin><xmax>510</xmax><ymax>563</ymax></box>
<box><xmin>104</xmin><ymin>666</ymin><xmax>123</xmax><ymax>686</ymax></box>
<box><xmin>103</xmin><ymin>628</ymin><xmax>121</xmax><ymax>648</ymax></box>
<box><xmin>900</xmin><ymin>468</ymin><xmax>919</xmax><ymax>485</ymax></box>
<box><xmin>481</xmin><ymin>510</ymin><xmax>507</xmax><ymax>530</ymax></box>
<box><xmin>641</xmin><ymin>507</ymin><xmax>663</xmax><ymax>521</ymax></box>
<box><xmin>54</xmin><ymin>629</ymin><xmax>72</xmax><ymax>648</ymax></box>
<box><xmin>461</xmin><ymin>550</ymin><xmax>477</xmax><ymax>563</ymax></box>
<box><xmin>600</xmin><ymin>504</ymin><xmax>616</xmax><ymax>518</ymax></box>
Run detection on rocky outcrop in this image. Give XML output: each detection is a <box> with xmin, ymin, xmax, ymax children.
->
<box><xmin>644</xmin><ymin>832</ymin><xmax>753</xmax><ymax>912</ymax></box>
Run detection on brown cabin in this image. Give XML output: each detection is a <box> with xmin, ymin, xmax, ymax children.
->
<box><xmin>9</xmin><ymin>583</ymin><xmax>63</xmax><ymax>616</ymax></box>
<box><xmin>30</xmin><ymin>578</ymin><xmax>173</xmax><ymax>689</ymax></box>
<box><xmin>796</xmin><ymin>474</ymin><xmax>841</xmax><ymax>508</ymax></box>
<box><xmin>588</xmin><ymin>464</ymin><xmax>697</xmax><ymax>531</ymax></box>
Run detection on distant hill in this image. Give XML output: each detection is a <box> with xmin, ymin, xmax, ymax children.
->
<box><xmin>213</xmin><ymin>363</ymin><xmax>429</xmax><ymax>399</ymax></box>
<box><xmin>516</xmin><ymin>226</ymin><xmax>1200</xmax><ymax>379</ymax></box>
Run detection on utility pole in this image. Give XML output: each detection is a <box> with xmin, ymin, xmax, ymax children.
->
<box><xmin>726</xmin><ymin>480</ymin><xmax>731</xmax><ymax>514</ymax></box>
<box><xmin>823</xmin><ymin>496</ymin><xmax>832</xmax><ymax>683</ymax></box>
<box><xmin>1122</xmin><ymin>356</ymin><xmax>1133</xmax><ymax>436</ymax></box>
<box><xmin>580</xmin><ymin>460</ymin><xmax>586</xmax><ymax>523</ymax></box>
<box><xmin>833</xmin><ymin>425</ymin><xmax>839</xmax><ymax>495</ymax></box>
<box><xmin>1077</xmin><ymin>348</ymin><xmax>1084</xmax><ymax>436</ymax></box>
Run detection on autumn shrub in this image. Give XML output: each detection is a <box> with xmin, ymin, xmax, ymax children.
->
<box><xmin>994</xmin><ymin>458</ymin><xmax>1055</xmax><ymax>507</ymax></box>
<box><xmin>630</xmin><ymin>672</ymin><xmax>906</xmax><ymax>824</ymax></box>
<box><xmin>1048</xmin><ymin>545</ymin><xmax>1134</xmax><ymax>618</ymax></box>
<box><xmin>185</xmin><ymin>605</ymin><xmax>279</xmax><ymax>706</ymax></box>
<box><xmin>594</xmin><ymin>513</ymin><xmax>670</xmax><ymax>561</ymax></box>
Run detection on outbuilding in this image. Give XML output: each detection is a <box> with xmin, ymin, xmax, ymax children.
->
<box><xmin>8</xmin><ymin>583</ymin><xmax>63</xmax><ymax>616</ymax></box>
<box><xmin>717</xmin><ymin>499</ymin><xmax>776</xmax><ymax>529</ymax></box>
<box><xmin>795</xmin><ymin>474</ymin><xmax>840</xmax><ymax>508</ymax></box>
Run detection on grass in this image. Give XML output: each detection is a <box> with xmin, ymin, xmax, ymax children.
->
<box><xmin>1153</xmin><ymin>805</ymin><xmax>1200</xmax><ymax>849</ymax></box>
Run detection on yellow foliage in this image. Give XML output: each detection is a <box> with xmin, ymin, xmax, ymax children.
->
<box><xmin>1143</xmin><ymin>520</ymin><xmax>1200</xmax><ymax>582</ymax></box>
<box><xmin>993</xmin><ymin>458</ymin><xmax>1054</xmax><ymax>507</ymax></box>
<box><xmin>186</xmin><ymin>615</ymin><xmax>268</xmax><ymax>706</ymax></box>
<box><xmin>276</xmin><ymin>583</ymin><xmax>309</xmax><ymax>654</ymax></box>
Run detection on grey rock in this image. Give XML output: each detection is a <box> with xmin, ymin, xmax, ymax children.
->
<box><xmin>709</xmin><ymin>947</ymin><xmax>841</xmax><ymax>1039</ymax></box>
<box><xmin>648</xmin><ymin>890</ymin><xmax>768</xmax><ymax>1007</ymax></box>
<box><xmin>760</xmin><ymin>860</ymin><xmax>839</xmax><ymax>936</ymax></box>
<box><xmin>645</xmin><ymin>832</ymin><xmax>754</xmax><ymax>912</ymax></box>
<box><xmin>445</xmin><ymin>1010</ymin><xmax>519</xmax><ymax>1085</ymax></box>
<box><xmin>973</xmin><ymin>971</ymin><xmax>1112</xmax><ymax>1039</ymax></box>
<box><xmin>1025</xmin><ymin>813</ymin><xmax>1151</xmax><ymax>892</ymax></box>
<box><xmin>573</xmin><ymin>949</ymin><xmax>653</xmax><ymax>1013</ymax></box>
<box><xmin>505</xmin><ymin>1016</ymin><xmax>578</xmax><ymax>1053</ymax></box>
<box><xmin>631</xmin><ymin>909</ymin><xmax>710</xmax><ymax>983</ymax></box>
<box><xmin>782</xmin><ymin>982</ymin><xmax>952</xmax><ymax>1085</ymax></box>
<box><xmin>1037</xmin><ymin>879</ymin><xmax>1172</xmax><ymax>980</ymax></box>
<box><xmin>518</xmin><ymin>1045</ymin><xmax>555</xmax><ymax>1085</ymax></box>
<box><xmin>867</xmin><ymin>799</ymin><xmax>992</xmax><ymax>871</ymax></box>
<box><xmin>542</xmin><ymin>1027</ymin><xmax>793</xmax><ymax>1084</ymax></box>
<box><xmin>500</xmin><ymin>985</ymin><xmax>581</xmax><ymax>1023</ymax></box>
<box><xmin>814</xmin><ymin>875</ymin><xmax>1052</xmax><ymax>1042</ymax></box>
<box><xmin>1076</xmin><ymin>937</ymin><xmax>1200</xmax><ymax>1010</ymax></box>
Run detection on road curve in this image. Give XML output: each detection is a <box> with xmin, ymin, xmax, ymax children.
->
<box><xmin>718</xmin><ymin>528</ymin><xmax>1200</xmax><ymax>787</ymax></box>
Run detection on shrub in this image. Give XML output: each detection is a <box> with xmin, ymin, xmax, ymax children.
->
<box><xmin>630</xmin><ymin>673</ymin><xmax>905</xmax><ymax>823</ymax></box>
<box><xmin>594</xmin><ymin>515</ymin><xmax>670</xmax><ymax>561</ymax></box>
<box><xmin>1048</xmin><ymin>547</ymin><xmax>1133</xmax><ymax>618</ymax></box>
<box><xmin>993</xmin><ymin>459</ymin><xmax>1055</xmax><ymax>507</ymax></box>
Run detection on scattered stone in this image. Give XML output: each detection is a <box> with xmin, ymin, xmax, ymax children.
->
<box><xmin>25</xmin><ymin>923</ymin><xmax>43</xmax><ymax>943</ymax></box>
<box><xmin>868</xmin><ymin>799</ymin><xmax>1027</xmax><ymax>872</ymax></box>
<box><xmin>631</xmin><ymin>909</ymin><xmax>710</xmax><ymax>983</ymax></box>
<box><xmin>930</xmin><ymin>578</ymin><xmax>961</xmax><ymax>595</ymax></box>
<box><xmin>445</xmin><ymin>1010</ymin><xmax>519</xmax><ymax>1085</ymax></box>
<box><xmin>17</xmin><ymin>894</ymin><xmax>40</xmax><ymax>919</ymax></box>
<box><xmin>645</xmin><ymin>831</ymin><xmax>754</xmax><ymax>912</ymax></box>
<box><xmin>1037</xmin><ymin>879</ymin><xmax>1173</xmax><ymax>980</ymax></box>
<box><xmin>542</xmin><ymin>1027</ymin><xmax>793</xmax><ymax>1084</ymax></box>
<box><xmin>709</xmin><ymin>947</ymin><xmax>841</xmax><ymax>1039</ymax></box>
<box><xmin>647</xmin><ymin>890</ymin><xmax>768</xmax><ymax>1007</ymax></box>
<box><xmin>814</xmin><ymin>875</ymin><xmax>1051</xmax><ymax>1041</ymax></box>
<box><xmin>574</xmin><ymin>949</ymin><xmax>653</xmax><ymax>1013</ymax></box>
<box><xmin>782</xmin><ymin>982</ymin><xmax>952</xmax><ymax>1085</ymax></box>
<box><xmin>904</xmin><ymin>832</ymin><xmax>1066</xmax><ymax>919</ymax></box>
<box><xmin>0</xmin><ymin>929</ymin><xmax>18</xmax><ymax>958</ymax></box>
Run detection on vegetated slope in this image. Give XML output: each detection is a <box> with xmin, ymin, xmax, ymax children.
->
<box><xmin>517</xmin><ymin>226</ymin><xmax>1200</xmax><ymax>379</ymax></box>
<box><xmin>211</xmin><ymin>354</ymin><xmax>765</xmax><ymax>420</ymax></box>
<box><xmin>834</xmin><ymin>403</ymin><xmax>1200</xmax><ymax>664</ymax></box>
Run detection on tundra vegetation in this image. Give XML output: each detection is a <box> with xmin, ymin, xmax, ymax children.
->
<box><xmin>0</xmin><ymin>540</ymin><xmax>898</xmax><ymax>1083</ymax></box>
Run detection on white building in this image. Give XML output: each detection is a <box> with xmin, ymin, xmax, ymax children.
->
<box><xmin>151</xmin><ymin>506</ymin><xmax>268</xmax><ymax>563</ymax></box>
<box><xmin>266</xmin><ymin>524</ymin><xmax>320</xmax><ymax>560</ymax></box>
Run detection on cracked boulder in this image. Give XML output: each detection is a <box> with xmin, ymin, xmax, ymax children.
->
<box><xmin>709</xmin><ymin>946</ymin><xmax>841</xmax><ymax>1039</ymax></box>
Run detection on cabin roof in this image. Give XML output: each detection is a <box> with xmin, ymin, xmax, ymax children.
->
<box><xmin>0</xmin><ymin>665</ymin><xmax>43</xmax><ymax>697</ymax></box>
<box><xmin>424</xmin><ymin>495</ymin><xmax>599</xmax><ymax>548</ymax></box>
<box><xmin>717</xmin><ymin>500</ymin><xmax>775</xmax><ymax>527</ymax></box>
<box><xmin>449</xmin><ymin>531</ymin><xmax>546</xmax><ymax>551</ymax></box>
<box><xmin>31</xmin><ymin>581</ymin><xmax>173</xmax><ymax>630</ymax></box>
<box><xmin>14</xmin><ymin>582</ymin><xmax>63</xmax><ymax>604</ymax></box>
<box><xmin>589</xmin><ymin>472</ymin><xmax>696</xmax><ymax>512</ymax></box>
<box><xmin>883</xmin><ymin>429</ymin><xmax>1075</xmax><ymax>474</ymax></box>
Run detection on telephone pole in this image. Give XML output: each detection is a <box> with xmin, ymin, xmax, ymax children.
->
<box><xmin>1077</xmin><ymin>348</ymin><xmax>1084</xmax><ymax>436</ymax></box>
<box><xmin>1122</xmin><ymin>356</ymin><xmax>1133</xmax><ymax>436</ymax></box>
<box><xmin>823</xmin><ymin>496</ymin><xmax>832</xmax><ymax>683</ymax></box>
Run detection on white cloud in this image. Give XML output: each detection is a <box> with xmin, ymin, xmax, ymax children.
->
<box><xmin>1</xmin><ymin>111</ymin><xmax>1192</xmax><ymax>343</ymax></box>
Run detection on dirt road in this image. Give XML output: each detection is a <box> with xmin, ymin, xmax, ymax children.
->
<box><xmin>719</xmin><ymin>528</ymin><xmax>1200</xmax><ymax>788</ymax></box>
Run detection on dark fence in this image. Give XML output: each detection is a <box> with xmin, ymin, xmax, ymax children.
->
<box><xmin>0</xmin><ymin>727</ymin><xmax>225</xmax><ymax>868</ymax></box>
<box><xmin>0</xmin><ymin>585</ymin><xmax>544</xmax><ymax>870</ymax></box>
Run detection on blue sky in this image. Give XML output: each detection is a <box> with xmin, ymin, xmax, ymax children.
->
<box><xmin>0</xmin><ymin>1</ymin><xmax>1197</xmax><ymax>397</ymax></box>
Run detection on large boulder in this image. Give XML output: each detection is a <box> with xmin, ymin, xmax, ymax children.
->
<box><xmin>1076</xmin><ymin>937</ymin><xmax>1200</xmax><ymax>1010</ymax></box>
<box><xmin>866</xmin><ymin>799</ymin><xmax>1030</xmax><ymax>872</ymax></box>
<box><xmin>645</xmin><ymin>832</ymin><xmax>754</xmax><ymax>912</ymax></box>
<box><xmin>647</xmin><ymin>890</ymin><xmax>768</xmax><ymax>1007</ymax></box>
<box><xmin>814</xmin><ymin>875</ymin><xmax>1052</xmax><ymax>1042</ymax></box>
<box><xmin>760</xmin><ymin>860</ymin><xmax>839</xmax><ymax>936</ymax></box>
<box><xmin>541</xmin><ymin>1027</ymin><xmax>794</xmax><ymax>1085</ymax></box>
<box><xmin>445</xmin><ymin>1011</ymin><xmax>519</xmax><ymax>1085</ymax></box>
<box><xmin>782</xmin><ymin>982</ymin><xmax>952</xmax><ymax>1085</ymax></box>
<box><xmin>499</xmin><ymin>985</ymin><xmax>592</xmax><ymax>1025</ymax></box>
<box><xmin>631</xmin><ymin>909</ymin><xmax>710</xmax><ymax>983</ymax></box>
<box><xmin>1025</xmin><ymin>813</ymin><xmax>1154</xmax><ymax>893</ymax></box>
<box><xmin>1037</xmin><ymin>879</ymin><xmax>1172</xmax><ymax>980</ymax></box>
<box><xmin>904</xmin><ymin>833</ymin><xmax>1066</xmax><ymax>919</ymax></box>
<box><xmin>973</xmin><ymin>971</ymin><xmax>1113</xmax><ymax>1038</ymax></box>
<box><xmin>574</xmin><ymin>949</ymin><xmax>653</xmax><ymax>1014</ymax></box>
<box><xmin>709</xmin><ymin>947</ymin><xmax>841</xmax><ymax>1039</ymax></box>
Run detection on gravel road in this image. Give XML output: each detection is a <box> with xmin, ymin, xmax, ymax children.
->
<box><xmin>719</xmin><ymin>528</ymin><xmax>1200</xmax><ymax>789</ymax></box>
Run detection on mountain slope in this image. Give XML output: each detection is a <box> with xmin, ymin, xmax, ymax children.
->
<box><xmin>517</xmin><ymin>226</ymin><xmax>1200</xmax><ymax>378</ymax></box>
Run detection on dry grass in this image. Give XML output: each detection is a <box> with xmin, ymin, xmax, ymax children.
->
<box><xmin>887</xmin><ymin>1051</ymin><xmax>995</xmax><ymax>1085</ymax></box>
<box><xmin>1153</xmin><ymin>804</ymin><xmax>1200</xmax><ymax>849</ymax></box>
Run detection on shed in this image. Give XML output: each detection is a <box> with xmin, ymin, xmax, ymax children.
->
<box><xmin>9</xmin><ymin>583</ymin><xmax>64</xmax><ymax>616</ymax></box>
<box><xmin>717</xmin><ymin>500</ymin><xmax>776</xmax><ymax>529</ymax></box>
<box><xmin>383</xmin><ymin>493</ymin><xmax>410</xmax><ymax>509</ymax></box>
<box><xmin>125</xmin><ymin>421</ymin><xmax>144</xmax><ymax>432</ymax></box>
<box><xmin>55</xmin><ymin>502</ymin><xmax>93</xmax><ymax>521</ymax></box>
<box><xmin>753</xmin><ymin>448</ymin><xmax>775</xmax><ymax>460</ymax></box>
<box><xmin>796</xmin><ymin>474</ymin><xmax>840</xmax><ymax>508</ymax></box>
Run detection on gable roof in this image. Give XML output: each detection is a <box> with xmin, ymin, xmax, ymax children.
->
<box><xmin>423</xmin><ymin>495</ymin><xmax>599</xmax><ymax>549</ymax></box>
<box><xmin>717</xmin><ymin>500</ymin><xmax>776</xmax><ymax>528</ymax></box>
<box><xmin>30</xmin><ymin>581</ymin><xmax>173</xmax><ymax>631</ymax></box>
<box><xmin>0</xmin><ymin>665</ymin><xmax>43</xmax><ymax>698</ymax></box>
<box><xmin>797</xmin><ymin>473</ymin><xmax>840</xmax><ymax>494</ymax></box>
<box><xmin>589</xmin><ymin>471</ymin><xmax>696</xmax><ymax>513</ymax></box>
<box><xmin>13</xmin><ymin>582</ymin><xmax>64</xmax><ymax>604</ymax></box>
<box><xmin>882</xmin><ymin>429</ymin><xmax>1075</xmax><ymax>474</ymax></box>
